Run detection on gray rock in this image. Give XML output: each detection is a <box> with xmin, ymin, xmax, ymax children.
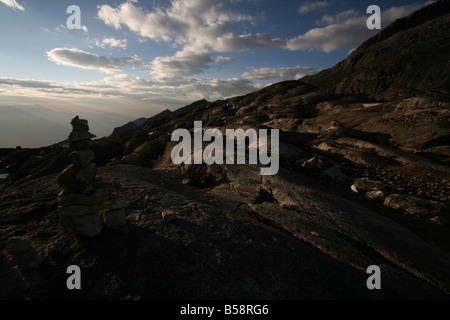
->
<box><xmin>70</xmin><ymin>139</ymin><xmax>92</xmax><ymax>151</ymax></box>
<box><xmin>351</xmin><ymin>178</ymin><xmax>386</xmax><ymax>194</ymax></box>
<box><xmin>384</xmin><ymin>194</ymin><xmax>444</xmax><ymax>216</ymax></box>
<box><xmin>70</xmin><ymin>116</ymin><xmax>88</xmax><ymax>126</ymax></box>
<box><xmin>72</xmin><ymin>124</ymin><xmax>89</xmax><ymax>132</ymax></box>
<box><xmin>57</xmin><ymin>163</ymin><xmax>97</xmax><ymax>191</ymax></box>
<box><xmin>68</xmin><ymin>130</ymin><xmax>96</xmax><ymax>142</ymax></box>
<box><xmin>5</xmin><ymin>237</ymin><xmax>31</xmax><ymax>255</ymax></box>
<box><xmin>69</xmin><ymin>149</ymin><xmax>95</xmax><ymax>168</ymax></box>
<box><xmin>60</xmin><ymin>214</ymin><xmax>104</xmax><ymax>237</ymax></box>
<box><xmin>162</xmin><ymin>210</ymin><xmax>176</xmax><ymax>221</ymax></box>
<box><xmin>365</xmin><ymin>190</ymin><xmax>385</xmax><ymax>201</ymax></box>
<box><xmin>74</xmin><ymin>162</ymin><xmax>98</xmax><ymax>187</ymax></box>
<box><xmin>323</xmin><ymin>164</ymin><xmax>347</xmax><ymax>180</ymax></box>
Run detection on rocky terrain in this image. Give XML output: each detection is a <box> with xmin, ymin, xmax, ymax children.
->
<box><xmin>1</xmin><ymin>0</ymin><xmax>450</xmax><ymax>300</ymax></box>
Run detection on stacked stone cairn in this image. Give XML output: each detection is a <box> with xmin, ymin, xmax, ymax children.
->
<box><xmin>56</xmin><ymin>116</ymin><xmax>128</xmax><ymax>237</ymax></box>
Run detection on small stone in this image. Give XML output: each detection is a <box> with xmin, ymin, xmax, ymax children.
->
<box><xmin>310</xmin><ymin>231</ymin><xmax>320</xmax><ymax>237</ymax></box>
<box><xmin>70</xmin><ymin>139</ymin><xmax>92</xmax><ymax>151</ymax></box>
<box><xmin>45</xmin><ymin>243</ymin><xmax>57</xmax><ymax>257</ymax></box>
<box><xmin>69</xmin><ymin>149</ymin><xmax>95</xmax><ymax>168</ymax></box>
<box><xmin>71</xmin><ymin>191</ymin><xmax>110</xmax><ymax>206</ymax></box>
<box><xmin>430</xmin><ymin>216</ymin><xmax>448</xmax><ymax>225</ymax></box>
<box><xmin>74</xmin><ymin>162</ymin><xmax>98</xmax><ymax>187</ymax></box>
<box><xmin>365</xmin><ymin>190</ymin><xmax>385</xmax><ymax>201</ymax></box>
<box><xmin>70</xmin><ymin>116</ymin><xmax>88</xmax><ymax>126</ymax></box>
<box><xmin>5</xmin><ymin>237</ymin><xmax>31</xmax><ymax>255</ymax></box>
<box><xmin>60</xmin><ymin>214</ymin><xmax>103</xmax><ymax>237</ymax></box>
<box><xmin>162</xmin><ymin>210</ymin><xmax>176</xmax><ymax>221</ymax></box>
<box><xmin>57</xmin><ymin>163</ymin><xmax>97</xmax><ymax>191</ymax></box>
<box><xmin>68</xmin><ymin>131</ymin><xmax>96</xmax><ymax>143</ymax></box>
<box><xmin>72</xmin><ymin>124</ymin><xmax>89</xmax><ymax>132</ymax></box>
<box><xmin>323</xmin><ymin>164</ymin><xmax>347</xmax><ymax>180</ymax></box>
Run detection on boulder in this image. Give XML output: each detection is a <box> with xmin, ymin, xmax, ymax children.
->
<box><xmin>365</xmin><ymin>190</ymin><xmax>385</xmax><ymax>201</ymax></box>
<box><xmin>5</xmin><ymin>237</ymin><xmax>31</xmax><ymax>255</ymax></box>
<box><xmin>60</xmin><ymin>214</ymin><xmax>104</xmax><ymax>237</ymax></box>
<box><xmin>69</xmin><ymin>149</ymin><xmax>95</xmax><ymax>168</ymax></box>
<box><xmin>323</xmin><ymin>164</ymin><xmax>347</xmax><ymax>180</ymax></box>
<box><xmin>162</xmin><ymin>210</ymin><xmax>176</xmax><ymax>221</ymax></box>
<box><xmin>70</xmin><ymin>116</ymin><xmax>88</xmax><ymax>126</ymax></box>
<box><xmin>384</xmin><ymin>194</ymin><xmax>444</xmax><ymax>216</ymax></box>
<box><xmin>351</xmin><ymin>178</ymin><xmax>387</xmax><ymax>194</ymax></box>
<box><xmin>68</xmin><ymin>131</ymin><xmax>96</xmax><ymax>142</ymax></box>
<box><xmin>70</xmin><ymin>139</ymin><xmax>92</xmax><ymax>151</ymax></box>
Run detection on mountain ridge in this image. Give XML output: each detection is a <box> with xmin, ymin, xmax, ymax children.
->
<box><xmin>301</xmin><ymin>0</ymin><xmax>450</xmax><ymax>99</ymax></box>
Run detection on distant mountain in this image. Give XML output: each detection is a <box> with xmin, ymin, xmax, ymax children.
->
<box><xmin>301</xmin><ymin>0</ymin><xmax>450</xmax><ymax>99</ymax></box>
<box><xmin>111</xmin><ymin>117</ymin><xmax>149</xmax><ymax>136</ymax></box>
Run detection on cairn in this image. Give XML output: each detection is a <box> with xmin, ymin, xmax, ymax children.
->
<box><xmin>56</xmin><ymin>116</ymin><xmax>128</xmax><ymax>237</ymax></box>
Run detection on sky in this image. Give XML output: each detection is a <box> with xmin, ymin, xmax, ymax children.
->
<box><xmin>0</xmin><ymin>0</ymin><xmax>434</xmax><ymax>147</ymax></box>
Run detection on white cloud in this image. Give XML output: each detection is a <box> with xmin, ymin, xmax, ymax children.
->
<box><xmin>287</xmin><ymin>15</ymin><xmax>370</xmax><ymax>52</ymax></box>
<box><xmin>316</xmin><ymin>9</ymin><xmax>360</xmax><ymax>26</ymax></box>
<box><xmin>288</xmin><ymin>1</ymin><xmax>433</xmax><ymax>52</ymax></box>
<box><xmin>382</xmin><ymin>1</ymin><xmax>435</xmax><ymax>25</ymax></box>
<box><xmin>0</xmin><ymin>0</ymin><xmax>24</xmax><ymax>11</ymax></box>
<box><xmin>97</xmin><ymin>0</ymin><xmax>256</xmax><ymax>51</ymax></box>
<box><xmin>298</xmin><ymin>1</ymin><xmax>330</xmax><ymax>15</ymax></box>
<box><xmin>242</xmin><ymin>66</ymin><xmax>319</xmax><ymax>82</ymax></box>
<box><xmin>214</xmin><ymin>33</ymin><xmax>286</xmax><ymax>52</ymax></box>
<box><xmin>54</xmin><ymin>23</ymin><xmax>88</xmax><ymax>33</ymax></box>
<box><xmin>215</xmin><ymin>56</ymin><xmax>235</xmax><ymax>64</ymax></box>
<box><xmin>150</xmin><ymin>48</ymin><xmax>214</xmax><ymax>79</ymax></box>
<box><xmin>98</xmin><ymin>37</ymin><xmax>128</xmax><ymax>49</ymax></box>
<box><xmin>47</xmin><ymin>48</ymin><xmax>146</xmax><ymax>73</ymax></box>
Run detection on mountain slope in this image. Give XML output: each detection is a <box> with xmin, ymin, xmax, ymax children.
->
<box><xmin>302</xmin><ymin>0</ymin><xmax>450</xmax><ymax>99</ymax></box>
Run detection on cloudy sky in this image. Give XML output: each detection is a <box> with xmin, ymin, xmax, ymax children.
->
<box><xmin>0</xmin><ymin>0</ymin><xmax>433</xmax><ymax>147</ymax></box>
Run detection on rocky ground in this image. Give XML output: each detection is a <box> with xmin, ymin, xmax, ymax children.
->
<box><xmin>0</xmin><ymin>87</ymin><xmax>449</xmax><ymax>299</ymax></box>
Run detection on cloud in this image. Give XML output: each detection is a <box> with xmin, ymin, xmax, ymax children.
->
<box><xmin>242</xmin><ymin>66</ymin><xmax>319</xmax><ymax>82</ymax></box>
<box><xmin>97</xmin><ymin>37</ymin><xmax>128</xmax><ymax>49</ymax></box>
<box><xmin>0</xmin><ymin>0</ymin><xmax>24</xmax><ymax>11</ymax></box>
<box><xmin>298</xmin><ymin>1</ymin><xmax>330</xmax><ymax>15</ymax></box>
<box><xmin>47</xmin><ymin>48</ymin><xmax>146</xmax><ymax>73</ymax></box>
<box><xmin>214</xmin><ymin>33</ymin><xmax>286</xmax><ymax>52</ymax></box>
<box><xmin>215</xmin><ymin>56</ymin><xmax>235</xmax><ymax>64</ymax></box>
<box><xmin>150</xmin><ymin>48</ymin><xmax>214</xmax><ymax>79</ymax></box>
<box><xmin>287</xmin><ymin>15</ymin><xmax>370</xmax><ymax>52</ymax></box>
<box><xmin>97</xmin><ymin>0</ymin><xmax>256</xmax><ymax>50</ymax></box>
<box><xmin>316</xmin><ymin>9</ymin><xmax>360</xmax><ymax>26</ymax></box>
<box><xmin>382</xmin><ymin>1</ymin><xmax>435</xmax><ymax>25</ymax></box>
<box><xmin>54</xmin><ymin>23</ymin><xmax>88</xmax><ymax>33</ymax></box>
<box><xmin>288</xmin><ymin>1</ymin><xmax>433</xmax><ymax>52</ymax></box>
